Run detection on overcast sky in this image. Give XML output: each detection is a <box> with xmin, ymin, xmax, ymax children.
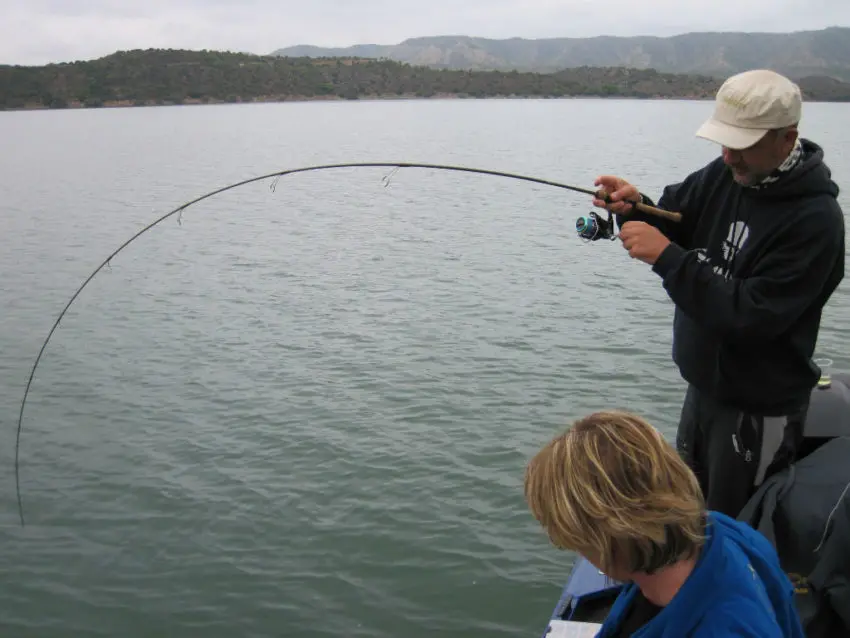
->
<box><xmin>3</xmin><ymin>0</ymin><xmax>849</xmax><ymax>66</ymax></box>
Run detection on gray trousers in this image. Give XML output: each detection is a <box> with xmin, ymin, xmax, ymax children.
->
<box><xmin>675</xmin><ymin>384</ymin><xmax>808</xmax><ymax>519</ymax></box>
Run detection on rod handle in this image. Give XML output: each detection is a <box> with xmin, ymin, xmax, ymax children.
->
<box><xmin>633</xmin><ymin>201</ymin><xmax>682</xmax><ymax>223</ymax></box>
<box><xmin>596</xmin><ymin>188</ymin><xmax>683</xmax><ymax>223</ymax></box>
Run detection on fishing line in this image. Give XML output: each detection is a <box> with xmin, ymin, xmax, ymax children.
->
<box><xmin>12</xmin><ymin>160</ymin><xmax>680</xmax><ymax>527</ymax></box>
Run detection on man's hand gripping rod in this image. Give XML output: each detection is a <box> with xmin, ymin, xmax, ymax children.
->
<box><xmin>595</xmin><ymin>188</ymin><xmax>683</xmax><ymax>223</ymax></box>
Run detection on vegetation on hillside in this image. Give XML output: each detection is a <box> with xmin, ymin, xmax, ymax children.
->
<box><xmin>2</xmin><ymin>48</ymin><xmax>849</xmax><ymax>111</ymax></box>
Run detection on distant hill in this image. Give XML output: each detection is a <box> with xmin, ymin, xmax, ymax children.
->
<box><xmin>3</xmin><ymin>48</ymin><xmax>850</xmax><ymax>111</ymax></box>
<box><xmin>271</xmin><ymin>27</ymin><xmax>850</xmax><ymax>81</ymax></box>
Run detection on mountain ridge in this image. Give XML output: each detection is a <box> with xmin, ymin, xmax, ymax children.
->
<box><xmin>271</xmin><ymin>26</ymin><xmax>850</xmax><ymax>81</ymax></box>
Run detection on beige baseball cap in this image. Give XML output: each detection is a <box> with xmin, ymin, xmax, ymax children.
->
<box><xmin>695</xmin><ymin>69</ymin><xmax>802</xmax><ymax>150</ymax></box>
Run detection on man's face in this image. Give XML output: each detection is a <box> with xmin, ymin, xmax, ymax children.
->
<box><xmin>722</xmin><ymin>126</ymin><xmax>798</xmax><ymax>186</ymax></box>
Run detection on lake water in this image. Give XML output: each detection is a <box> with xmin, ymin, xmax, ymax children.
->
<box><xmin>1</xmin><ymin>98</ymin><xmax>848</xmax><ymax>637</ymax></box>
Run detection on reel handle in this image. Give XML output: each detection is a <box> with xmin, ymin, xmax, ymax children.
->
<box><xmin>595</xmin><ymin>188</ymin><xmax>682</xmax><ymax>223</ymax></box>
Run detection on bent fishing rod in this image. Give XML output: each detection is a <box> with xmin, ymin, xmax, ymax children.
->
<box><xmin>12</xmin><ymin>160</ymin><xmax>680</xmax><ymax>527</ymax></box>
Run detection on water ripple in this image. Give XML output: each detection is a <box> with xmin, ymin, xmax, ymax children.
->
<box><xmin>1</xmin><ymin>99</ymin><xmax>848</xmax><ymax>638</ymax></box>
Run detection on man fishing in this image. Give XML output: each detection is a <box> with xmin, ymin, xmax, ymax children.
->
<box><xmin>591</xmin><ymin>69</ymin><xmax>845</xmax><ymax>518</ymax></box>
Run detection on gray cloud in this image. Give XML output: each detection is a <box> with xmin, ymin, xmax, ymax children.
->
<box><xmin>2</xmin><ymin>0</ymin><xmax>848</xmax><ymax>66</ymax></box>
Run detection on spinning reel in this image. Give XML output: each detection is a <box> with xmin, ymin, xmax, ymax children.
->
<box><xmin>575</xmin><ymin>210</ymin><xmax>617</xmax><ymax>242</ymax></box>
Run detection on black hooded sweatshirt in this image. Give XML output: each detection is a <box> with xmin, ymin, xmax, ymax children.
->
<box><xmin>618</xmin><ymin>138</ymin><xmax>845</xmax><ymax>416</ymax></box>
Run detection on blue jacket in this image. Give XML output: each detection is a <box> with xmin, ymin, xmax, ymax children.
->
<box><xmin>596</xmin><ymin>512</ymin><xmax>805</xmax><ymax>637</ymax></box>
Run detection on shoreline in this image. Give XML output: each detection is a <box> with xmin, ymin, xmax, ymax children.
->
<box><xmin>1</xmin><ymin>92</ymin><xmax>719</xmax><ymax>113</ymax></box>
